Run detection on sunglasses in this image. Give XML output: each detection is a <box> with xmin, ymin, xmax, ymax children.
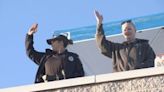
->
<box><xmin>121</xmin><ymin>20</ymin><xmax>132</xmax><ymax>25</ymax></box>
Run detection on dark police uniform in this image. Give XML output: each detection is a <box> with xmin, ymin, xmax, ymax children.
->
<box><xmin>25</xmin><ymin>34</ymin><xmax>84</xmax><ymax>83</ymax></box>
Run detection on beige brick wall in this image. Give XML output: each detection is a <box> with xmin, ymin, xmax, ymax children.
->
<box><xmin>45</xmin><ymin>74</ymin><xmax>164</xmax><ymax>92</ymax></box>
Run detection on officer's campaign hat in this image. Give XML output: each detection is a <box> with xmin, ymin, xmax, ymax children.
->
<box><xmin>47</xmin><ymin>32</ymin><xmax>73</xmax><ymax>45</ymax></box>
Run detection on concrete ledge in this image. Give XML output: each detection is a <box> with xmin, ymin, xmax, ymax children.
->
<box><xmin>96</xmin><ymin>67</ymin><xmax>164</xmax><ymax>83</ymax></box>
<box><xmin>1</xmin><ymin>67</ymin><xmax>164</xmax><ymax>92</ymax></box>
<box><xmin>0</xmin><ymin>76</ymin><xmax>95</xmax><ymax>92</ymax></box>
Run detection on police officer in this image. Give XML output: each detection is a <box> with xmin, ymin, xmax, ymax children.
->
<box><xmin>25</xmin><ymin>23</ymin><xmax>84</xmax><ymax>83</ymax></box>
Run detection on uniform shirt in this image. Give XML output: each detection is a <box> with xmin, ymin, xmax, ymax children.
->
<box><xmin>45</xmin><ymin>54</ymin><xmax>65</xmax><ymax>76</ymax></box>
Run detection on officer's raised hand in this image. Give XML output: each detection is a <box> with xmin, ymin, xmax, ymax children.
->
<box><xmin>28</xmin><ymin>23</ymin><xmax>38</xmax><ymax>35</ymax></box>
<box><xmin>94</xmin><ymin>10</ymin><xmax>103</xmax><ymax>25</ymax></box>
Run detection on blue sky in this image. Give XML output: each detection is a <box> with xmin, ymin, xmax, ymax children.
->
<box><xmin>0</xmin><ymin>0</ymin><xmax>164</xmax><ymax>88</ymax></box>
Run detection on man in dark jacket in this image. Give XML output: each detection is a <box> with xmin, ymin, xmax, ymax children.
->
<box><xmin>94</xmin><ymin>11</ymin><xmax>155</xmax><ymax>72</ymax></box>
<box><xmin>25</xmin><ymin>23</ymin><xmax>84</xmax><ymax>83</ymax></box>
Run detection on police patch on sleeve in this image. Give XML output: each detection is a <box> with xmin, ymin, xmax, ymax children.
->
<box><xmin>68</xmin><ymin>56</ymin><xmax>74</xmax><ymax>62</ymax></box>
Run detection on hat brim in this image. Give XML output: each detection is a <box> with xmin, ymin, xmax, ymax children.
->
<box><xmin>47</xmin><ymin>35</ymin><xmax>73</xmax><ymax>45</ymax></box>
<box><xmin>47</xmin><ymin>38</ymin><xmax>57</xmax><ymax>45</ymax></box>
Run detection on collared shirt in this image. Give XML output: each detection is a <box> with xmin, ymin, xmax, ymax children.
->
<box><xmin>45</xmin><ymin>53</ymin><xmax>65</xmax><ymax>76</ymax></box>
